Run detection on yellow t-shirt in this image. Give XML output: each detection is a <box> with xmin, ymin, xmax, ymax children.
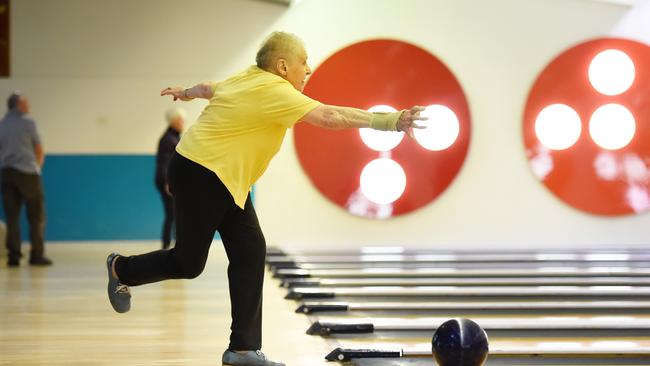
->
<box><xmin>176</xmin><ymin>66</ymin><xmax>321</xmax><ymax>208</ymax></box>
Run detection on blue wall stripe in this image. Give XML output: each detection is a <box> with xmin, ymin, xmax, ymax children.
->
<box><xmin>0</xmin><ymin>155</ymin><xmax>240</xmax><ymax>241</ymax></box>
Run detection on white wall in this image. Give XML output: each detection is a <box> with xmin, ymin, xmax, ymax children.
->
<box><xmin>3</xmin><ymin>0</ymin><xmax>649</xmax><ymax>249</ymax></box>
<box><xmin>5</xmin><ymin>0</ymin><xmax>286</xmax><ymax>153</ymax></box>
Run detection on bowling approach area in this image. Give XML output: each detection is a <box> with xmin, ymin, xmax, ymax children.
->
<box><xmin>269</xmin><ymin>246</ymin><xmax>650</xmax><ymax>365</ymax></box>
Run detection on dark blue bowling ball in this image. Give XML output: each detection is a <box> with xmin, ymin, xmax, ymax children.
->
<box><xmin>431</xmin><ymin>318</ymin><xmax>489</xmax><ymax>366</ymax></box>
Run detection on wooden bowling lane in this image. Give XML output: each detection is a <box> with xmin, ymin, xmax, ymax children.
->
<box><xmin>285</xmin><ymin>285</ymin><xmax>650</xmax><ymax>300</ymax></box>
<box><xmin>305</xmin><ymin>315</ymin><xmax>650</xmax><ymax>337</ymax></box>
<box><xmin>282</xmin><ymin>276</ymin><xmax>650</xmax><ymax>288</ymax></box>
<box><xmin>274</xmin><ymin>267</ymin><xmax>650</xmax><ymax>279</ymax></box>
<box><xmin>271</xmin><ymin>247</ymin><xmax>650</xmax><ymax>365</ymax></box>
<box><xmin>266</xmin><ymin>246</ymin><xmax>650</xmax><ymax>258</ymax></box>
<box><xmin>271</xmin><ymin>261</ymin><xmax>650</xmax><ymax>271</ymax></box>
<box><xmin>267</xmin><ymin>252</ymin><xmax>650</xmax><ymax>268</ymax></box>
<box><xmin>295</xmin><ymin>300</ymin><xmax>650</xmax><ymax>315</ymax></box>
<box><xmin>323</xmin><ymin>338</ymin><xmax>650</xmax><ymax>364</ymax></box>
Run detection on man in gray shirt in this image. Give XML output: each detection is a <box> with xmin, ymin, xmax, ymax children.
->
<box><xmin>0</xmin><ymin>92</ymin><xmax>51</xmax><ymax>266</ymax></box>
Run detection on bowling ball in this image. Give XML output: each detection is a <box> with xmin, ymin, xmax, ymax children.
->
<box><xmin>431</xmin><ymin>318</ymin><xmax>489</xmax><ymax>366</ymax></box>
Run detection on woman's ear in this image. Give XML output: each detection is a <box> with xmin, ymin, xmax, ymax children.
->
<box><xmin>277</xmin><ymin>58</ymin><xmax>288</xmax><ymax>76</ymax></box>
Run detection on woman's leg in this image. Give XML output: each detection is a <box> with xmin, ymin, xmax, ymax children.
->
<box><xmin>115</xmin><ymin>153</ymin><xmax>232</xmax><ymax>285</ymax></box>
<box><xmin>218</xmin><ymin>194</ymin><xmax>266</xmax><ymax>351</ymax></box>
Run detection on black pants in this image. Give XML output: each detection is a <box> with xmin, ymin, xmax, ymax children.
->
<box><xmin>155</xmin><ymin>181</ymin><xmax>174</xmax><ymax>249</ymax></box>
<box><xmin>1</xmin><ymin>168</ymin><xmax>46</xmax><ymax>261</ymax></box>
<box><xmin>116</xmin><ymin>152</ymin><xmax>266</xmax><ymax>350</ymax></box>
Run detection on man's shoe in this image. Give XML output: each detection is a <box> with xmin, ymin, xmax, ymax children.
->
<box><xmin>106</xmin><ymin>253</ymin><xmax>131</xmax><ymax>313</ymax></box>
<box><xmin>222</xmin><ymin>350</ymin><xmax>285</xmax><ymax>366</ymax></box>
<box><xmin>29</xmin><ymin>256</ymin><xmax>53</xmax><ymax>266</ymax></box>
<box><xmin>7</xmin><ymin>258</ymin><xmax>19</xmax><ymax>267</ymax></box>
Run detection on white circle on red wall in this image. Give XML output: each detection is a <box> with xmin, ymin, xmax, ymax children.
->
<box><xmin>534</xmin><ymin>104</ymin><xmax>582</xmax><ymax>150</ymax></box>
<box><xmin>414</xmin><ymin>105</ymin><xmax>460</xmax><ymax>151</ymax></box>
<box><xmin>359</xmin><ymin>105</ymin><xmax>405</xmax><ymax>152</ymax></box>
<box><xmin>588</xmin><ymin>49</ymin><xmax>635</xmax><ymax>96</ymax></box>
<box><xmin>589</xmin><ymin>103</ymin><xmax>636</xmax><ymax>150</ymax></box>
<box><xmin>360</xmin><ymin>158</ymin><xmax>407</xmax><ymax>204</ymax></box>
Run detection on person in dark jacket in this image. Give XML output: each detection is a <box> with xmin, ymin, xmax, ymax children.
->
<box><xmin>155</xmin><ymin>107</ymin><xmax>185</xmax><ymax>249</ymax></box>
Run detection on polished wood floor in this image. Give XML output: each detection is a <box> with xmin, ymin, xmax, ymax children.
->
<box><xmin>3</xmin><ymin>243</ymin><xmax>650</xmax><ymax>366</ymax></box>
<box><xmin>0</xmin><ymin>243</ymin><xmax>331</xmax><ymax>366</ymax></box>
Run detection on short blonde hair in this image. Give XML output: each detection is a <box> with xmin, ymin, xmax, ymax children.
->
<box><xmin>255</xmin><ymin>31</ymin><xmax>304</xmax><ymax>70</ymax></box>
<box><xmin>165</xmin><ymin>107</ymin><xmax>186</xmax><ymax>124</ymax></box>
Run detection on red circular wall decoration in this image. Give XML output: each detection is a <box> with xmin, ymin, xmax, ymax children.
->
<box><xmin>523</xmin><ymin>38</ymin><xmax>650</xmax><ymax>216</ymax></box>
<box><xmin>295</xmin><ymin>39</ymin><xmax>471</xmax><ymax>219</ymax></box>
